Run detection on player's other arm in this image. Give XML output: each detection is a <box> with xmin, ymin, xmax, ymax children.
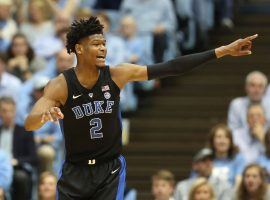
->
<box><xmin>111</xmin><ymin>34</ymin><xmax>257</xmax><ymax>88</ymax></box>
<box><xmin>24</xmin><ymin>75</ymin><xmax>67</xmax><ymax>131</ymax></box>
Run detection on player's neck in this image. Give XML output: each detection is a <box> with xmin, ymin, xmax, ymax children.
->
<box><xmin>75</xmin><ymin>64</ymin><xmax>99</xmax><ymax>88</ymax></box>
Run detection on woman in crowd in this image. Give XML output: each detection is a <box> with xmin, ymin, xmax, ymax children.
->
<box><xmin>208</xmin><ymin>123</ymin><xmax>246</xmax><ymax>185</ymax></box>
<box><xmin>189</xmin><ymin>178</ymin><xmax>215</xmax><ymax>200</ymax></box>
<box><xmin>6</xmin><ymin>33</ymin><xmax>46</xmax><ymax>81</ymax></box>
<box><xmin>235</xmin><ymin>164</ymin><xmax>270</xmax><ymax>200</ymax></box>
<box><xmin>38</xmin><ymin>171</ymin><xmax>57</xmax><ymax>200</ymax></box>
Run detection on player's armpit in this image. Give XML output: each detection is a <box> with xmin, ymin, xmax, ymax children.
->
<box><xmin>110</xmin><ymin>64</ymin><xmax>148</xmax><ymax>89</ymax></box>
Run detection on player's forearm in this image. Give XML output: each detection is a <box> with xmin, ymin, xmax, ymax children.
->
<box><xmin>24</xmin><ymin>113</ymin><xmax>45</xmax><ymax>131</ymax></box>
<box><xmin>147</xmin><ymin>49</ymin><xmax>216</xmax><ymax>80</ymax></box>
<box><xmin>146</xmin><ymin>46</ymin><xmax>232</xmax><ymax>80</ymax></box>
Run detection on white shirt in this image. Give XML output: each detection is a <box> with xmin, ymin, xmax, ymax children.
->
<box><xmin>228</xmin><ymin>96</ymin><xmax>270</xmax><ymax>131</ymax></box>
<box><xmin>0</xmin><ymin>127</ymin><xmax>14</xmax><ymax>158</ymax></box>
<box><xmin>233</xmin><ymin>127</ymin><xmax>265</xmax><ymax>164</ymax></box>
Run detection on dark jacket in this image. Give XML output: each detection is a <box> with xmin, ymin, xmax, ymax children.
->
<box><xmin>0</xmin><ymin>124</ymin><xmax>38</xmax><ymax>167</ymax></box>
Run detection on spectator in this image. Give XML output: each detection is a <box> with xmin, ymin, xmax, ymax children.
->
<box><xmin>234</xmin><ymin>164</ymin><xmax>270</xmax><ymax>200</ymax></box>
<box><xmin>20</xmin><ymin>0</ymin><xmax>55</xmax><ymax>58</ymax></box>
<box><xmin>208</xmin><ymin>123</ymin><xmax>245</xmax><ymax>185</ymax></box>
<box><xmin>233</xmin><ymin>104</ymin><xmax>267</xmax><ymax>164</ymax></box>
<box><xmin>19</xmin><ymin>48</ymin><xmax>75</xmax><ymax>100</ymax></box>
<box><xmin>96</xmin><ymin>12</ymin><xmax>126</xmax><ymax>66</ymax></box>
<box><xmin>6</xmin><ymin>33</ymin><xmax>47</xmax><ymax>81</ymax></box>
<box><xmin>152</xmin><ymin>169</ymin><xmax>175</xmax><ymax>200</ymax></box>
<box><xmin>0</xmin><ymin>0</ymin><xmax>18</xmax><ymax>53</ymax></box>
<box><xmin>228</xmin><ymin>71</ymin><xmax>270</xmax><ymax>131</ymax></box>
<box><xmin>0</xmin><ymin>149</ymin><xmax>13</xmax><ymax>200</ymax></box>
<box><xmin>174</xmin><ymin>148</ymin><xmax>232</xmax><ymax>200</ymax></box>
<box><xmin>215</xmin><ymin>0</ymin><xmax>234</xmax><ymax>29</ymax></box>
<box><xmin>188</xmin><ymin>178</ymin><xmax>215</xmax><ymax>200</ymax></box>
<box><xmin>44</xmin><ymin>0</ymin><xmax>80</xmax><ymax>18</ymax></box>
<box><xmin>0</xmin><ymin>96</ymin><xmax>37</xmax><ymax>200</ymax></box>
<box><xmin>18</xmin><ymin>76</ymin><xmax>63</xmax><ymax>174</ymax></box>
<box><xmin>38</xmin><ymin>171</ymin><xmax>57</xmax><ymax>200</ymax></box>
<box><xmin>0</xmin><ymin>53</ymin><xmax>22</xmax><ymax>102</ymax></box>
<box><xmin>40</xmin><ymin>48</ymin><xmax>75</xmax><ymax>78</ymax></box>
<box><xmin>120</xmin><ymin>0</ymin><xmax>177</xmax><ymax>62</ymax></box>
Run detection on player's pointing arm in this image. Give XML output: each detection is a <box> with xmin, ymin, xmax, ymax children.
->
<box><xmin>111</xmin><ymin>34</ymin><xmax>258</xmax><ymax>89</ymax></box>
<box><xmin>24</xmin><ymin>75</ymin><xmax>67</xmax><ymax>131</ymax></box>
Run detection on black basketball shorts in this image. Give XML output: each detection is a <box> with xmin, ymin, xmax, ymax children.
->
<box><xmin>57</xmin><ymin>155</ymin><xmax>126</xmax><ymax>200</ymax></box>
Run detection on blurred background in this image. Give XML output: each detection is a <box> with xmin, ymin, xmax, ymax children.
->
<box><xmin>0</xmin><ymin>0</ymin><xmax>270</xmax><ymax>199</ymax></box>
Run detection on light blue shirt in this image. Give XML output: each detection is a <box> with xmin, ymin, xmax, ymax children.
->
<box><xmin>212</xmin><ymin>153</ymin><xmax>246</xmax><ymax>185</ymax></box>
<box><xmin>233</xmin><ymin>127</ymin><xmax>265</xmax><ymax>164</ymax></box>
<box><xmin>228</xmin><ymin>96</ymin><xmax>270</xmax><ymax>131</ymax></box>
<box><xmin>105</xmin><ymin>33</ymin><xmax>126</xmax><ymax>66</ymax></box>
<box><xmin>0</xmin><ymin>150</ymin><xmax>13</xmax><ymax>192</ymax></box>
<box><xmin>120</xmin><ymin>0</ymin><xmax>176</xmax><ymax>34</ymax></box>
<box><xmin>257</xmin><ymin>155</ymin><xmax>270</xmax><ymax>175</ymax></box>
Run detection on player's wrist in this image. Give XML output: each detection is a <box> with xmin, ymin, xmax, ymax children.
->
<box><xmin>215</xmin><ymin>46</ymin><xmax>229</xmax><ymax>58</ymax></box>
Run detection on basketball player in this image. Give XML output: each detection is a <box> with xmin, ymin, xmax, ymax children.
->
<box><xmin>24</xmin><ymin>17</ymin><xmax>257</xmax><ymax>199</ymax></box>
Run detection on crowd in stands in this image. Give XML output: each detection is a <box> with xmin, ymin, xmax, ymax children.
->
<box><xmin>1</xmin><ymin>0</ymin><xmax>267</xmax><ymax>200</ymax></box>
<box><xmin>152</xmin><ymin>70</ymin><xmax>270</xmax><ymax>200</ymax></box>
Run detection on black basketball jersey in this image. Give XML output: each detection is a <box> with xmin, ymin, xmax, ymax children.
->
<box><xmin>60</xmin><ymin>66</ymin><xmax>122</xmax><ymax>163</ymax></box>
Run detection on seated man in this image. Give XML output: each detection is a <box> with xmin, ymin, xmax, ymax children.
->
<box><xmin>233</xmin><ymin>104</ymin><xmax>267</xmax><ymax>164</ymax></box>
<box><xmin>174</xmin><ymin>148</ymin><xmax>232</xmax><ymax>200</ymax></box>
<box><xmin>228</xmin><ymin>71</ymin><xmax>270</xmax><ymax>131</ymax></box>
<box><xmin>152</xmin><ymin>169</ymin><xmax>175</xmax><ymax>200</ymax></box>
<box><xmin>0</xmin><ymin>97</ymin><xmax>37</xmax><ymax>200</ymax></box>
<box><xmin>17</xmin><ymin>76</ymin><xmax>63</xmax><ymax>174</ymax></box>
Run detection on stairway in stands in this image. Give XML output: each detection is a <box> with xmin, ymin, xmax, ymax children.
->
<box><xmin>123</xmin><ymin>2</ymin><xmax>270</xmax><ymax>199</ymax></box>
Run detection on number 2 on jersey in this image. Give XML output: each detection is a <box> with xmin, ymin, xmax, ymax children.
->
<box><xmin>90</xmin><ymin>118</ymin><xmax>103</xmax><ymax>139</ymax></box>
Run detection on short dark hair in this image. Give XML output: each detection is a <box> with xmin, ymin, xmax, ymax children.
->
<box><xmin>0</xmin><ymin>96</ymin><xmax>16</xmax><ymax>107</ymax></box>
<box><xmin>7</xmin><ymin>33</ymin><xmax>35</xmax><ymax>62</ymax></box>
<box><xmin>66</xmin><ymin>16</ymin><xmax>104</xmax><ymax>54</ymax></box>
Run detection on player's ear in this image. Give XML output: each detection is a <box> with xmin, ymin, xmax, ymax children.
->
<box><xmin>75</xmin><ymin>44</ymin><xmax>83</xmax><ymax>55</ymax></box>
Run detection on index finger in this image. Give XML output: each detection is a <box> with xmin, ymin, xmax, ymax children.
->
<box><xmin>243</xmin><ymin>34</ymin><xmax>258</xmax><ymax>42</ymax></box>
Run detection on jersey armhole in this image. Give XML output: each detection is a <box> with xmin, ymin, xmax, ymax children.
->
<box><xmin>106</xmin><ymin>66</ymin><xmax>121</xmax><ymax>94</ymax></box>
<box><xmin>60</xmin><ymin>70</ymin><xmax>71</xmax><ymax>108</ymax></box>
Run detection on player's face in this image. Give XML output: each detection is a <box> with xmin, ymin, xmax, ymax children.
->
<box><xmin>194</xmin><ymin>184</ymin><xmax>212</xmax><ymax>200</ymax></box>
<box><xmin>152</xmin><ymin>179</ymin><xmax>173</xmax><ymax>200</ymax></box>
<box><xmin>244</xmin><ymin>167</ymin><xmax>262</xmax><ymax>193</ymax></box>
<box><xmin>213</xmin><ymin>128</ymin><xmax>230</xmax><ymax>155</ymax></box>
<box><xmin>39</xmin><ymin>175</ymin><xmax>57</xmax><ymax>199</ymax></box>
<box><xmin>81</xmin><ymin>34</ymin><xmax>107</xmax><ymax>68</ymax></box>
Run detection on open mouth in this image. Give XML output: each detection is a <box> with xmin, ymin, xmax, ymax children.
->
<box><xmin>96</xmin><ymin>55</ymin><xmax>105</xmax><ymax>61</ymax></box>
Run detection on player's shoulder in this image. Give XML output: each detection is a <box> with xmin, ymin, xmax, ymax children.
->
<box><xmin>46</xmin><ymin>74</ymin><xmax>67</xmax><ymax>90</ymax></box>
<box><xmin>44</xmin><ymin>74</ymin><xmax>68</xmax><ymax>104</ymax></box>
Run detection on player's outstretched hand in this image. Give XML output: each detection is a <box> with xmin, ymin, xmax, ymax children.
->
<box><xmin>216</xmin><ymin>34</ymin><xmax>258</xmax><ymax>58</ymax></box>
<box><xmin>41</xmin><ymin>107</ymin><xmax>64</xmax><ymax>123</ymax></box>
<box><xmin>226</xmin><ymin>34</ymin><xmax>258</xmax><ymax>56</ymax></box>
